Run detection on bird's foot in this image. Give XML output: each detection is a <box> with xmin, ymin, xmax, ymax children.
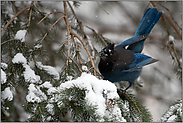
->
<box><xmin>117</xmin><ymin>89</ymin><xmax>127</xmax><ymax>100</ymax></box>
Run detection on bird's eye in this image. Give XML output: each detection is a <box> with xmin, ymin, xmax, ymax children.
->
<box><xmin>104</xmin><ymin>49</ymin><xmax>108</xmax><ymax>54</ymax></box>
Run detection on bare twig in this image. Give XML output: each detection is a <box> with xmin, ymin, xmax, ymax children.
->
<box><xmin>71</xmin><ymin>34</ymin><xmax>83</xmax><ymax>65</ymax></box>
<box><xmin>37</xmin><ymin>11</ymin><xmax>65</xmax><ymax>25</ymax></box>
<box><xmin>157</xmin><ymin>2</ymin><xmax>182</xmax><ymax>31</ymax></box>
<box><xmin>67</xmin><ymin>1</ymin><xmax>79</xmax><ymax>21</ymax></box>
<box><xmin>84</xmin><ymin>24</ymin><xmax>108</xmax><ymax>46</ymax></box>
<box><xmin>71</xmin><ymin>30</ymin><xmax>96</xmax><ymax>76</ymax></box>
<box><xmin>151</xmin><ymin>1</ymin><xmax>182</xmax><ymax>40</ymax></box>
<box><xmin>1</xmin><ymin>6</ymin><xmax>31</xmax><ymax>36</ymax></box>
<box><xmin>28</xmin><ymin>15</ymin><xmax>65</xmax><ymax>59</ymax></box>
<box><xmin>125</xmin><ymin>92</ymin><xmax>143</xmax><ymax>122</ymax></box>
<box><xmin>38</xmin><ymin>15</ymin><xmax>65</xmax><ymax>45</ymax></box>
<box><xmin>67</xmin><ymin>1</ymin><xmax>95</xmax><ymax>61</ymax></box>
<box><xmin>27</xmin><ymin>1</ymin><xmax>34</xmax><ymax>31</ymax></box>
<box><xmin>167</xmin><ymin>42</ymin><xmax>181</xmax><ymax>67</ymax></box>
<box><xmin>63</xmin><ymin>2</ymin><xmax>71</xmax><ymax>74</ymax></box>
<box><xmin>1</xmin><ymin>39</ymin><xmax>18</xmax><ymax>45</ymax></box>
<box><xmin>69</xmin><ymin>57</ymin><xmax>82</xmax><ymax>73</ymax></box>
<box><xmin>163</xmin><ymin>13</ymin><xmax>182</xmax><ymax>39</ymax></box>
<box><xmin>96</xmin><ymin>1</ymin><xmax>109</xmax><ymax>15</ymax></box>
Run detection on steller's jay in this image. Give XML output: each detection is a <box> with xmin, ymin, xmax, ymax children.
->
<box><xmin>98</xmin><ymin>7</ymin><xmax>162</xmax><ymax>91</ymax></box>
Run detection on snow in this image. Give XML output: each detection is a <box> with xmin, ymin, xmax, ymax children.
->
<box><xmin>41</xmin><ymin>81</ymin><xmax>52</xmax><ymax>88</ymax></box>
<box><xmin>66</xmin><ymin>75</ymin><xmax>73</xmax><ymax>81</ymax></box>
<box><xmin>23</xmin><ymin>65</ymin><xmax>41</xmax><ymax>83</ymax></box>
<box><xmin>26</xmin><ymin>84</ymin><xmax>47</xmax><ymax>103</ymax></box>
<box><xmin>12</xmin><ymin>53</ymin><xmax>41</xmax><ymax>84</ymax></box>
<box><xmin>12</xmin><ymin>53</ymin><xmax>27</xmax><ymax>64</ymax></box>
<box><xmin>2</xmin><ymin>87</ymin><xmax>13</xmax><ymax>101</ymax></box>
<box><xmin>46</xmin><ymin>104</ymin><xmax>54</xmax><ymax>115</ymax></box>
<box><xmin>160</xmin><ymin>100</ymin><xmax>182</xmax><ymax>122</ymax></box>
<box><xmin>1</xmin><ymin>63</ymin><xmax>8</xmax><ymax>70</ymax></box>
<box><xmin>34</xmin><ymin>44</ymin><xmax>42</xmax><ymax>49</ymax></box>
<box><xmin>82</xmin><ymin>65</ymin><xmax>88</xmax><ymax>71</ymax></box>
<box><xmin>36</xmin><ymin>62</ymin><xmax>59</xmax><ymax>80</ymax></box>
<box><xmin>15</xmin><ymin>30</ymin><xmax>27</xmax><ymax>42</ymax></box>
<box><xmin>47</xmin><ymin>87</ymin><xmax>57</xmax><ymax>95</ymax></box>
<box><xmin>169</xmin><ymin>35</ymin><xmax>174</xmax><ymax>41</ymax></box>
<box><xmin>166</xmin><ymin>115</ymin><xmax>177</xmax><ymax>122</ymax></box>
<box><xmin>56</xmin><ymin>72</ymin><xmax>126</xmax><ymax>122</ymax></box>
<box><xmin>1</xmin><ymin>69</ymin><xmax>7</xmax><ymax>84</ymax></box>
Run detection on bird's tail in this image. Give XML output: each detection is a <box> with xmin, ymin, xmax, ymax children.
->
<box><xmin>127</xmin><ymin>7</ymin><xmax>162</xmax><ymax>53</ymax></box>
<box><xmin>134</xmin><ymin>7</ymin><xmax>162</xmax><ymax>36</ymax></box>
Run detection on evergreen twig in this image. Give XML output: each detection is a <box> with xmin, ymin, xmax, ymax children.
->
<box><xmin>84</xmin><ymin>24</ymin><xmax>108</xmax><ymax>46</ymax></box>
<box><xmin>27</xmin><ymin>1</ymin><xmax>34</xmax><ymax>31</ymax></box>
<box><xmin>38</xmin><ymin>15</ymin><xmax>65</xmax><ymax>45</ymax></box>
<box><xmin>63</xmin><ymin>2</ymin><xmax>71</xmax><ymax>74</ymax></box>
<box><xmin>96</xmin><ymin>1</ymin><xmax>109</xmax><ymax>15</ymax></box>
<box><xmin>69</xmin><ymin>57</ymin><xmax>82</xmax><ymax>73</ymax></box>
<box><xmin>70</xmin><ymin>30</ymin><xmax>97</xmax><ymax>76</ymax></box>
<box><xmin>71</xmin><ymin>34</ymin><xmax>83</xmax><ymax>65</ymax></box>
<box><xmin>37</xmin><ymin>11</ymin><xmax>65</xmax><ymax>25</ymax></box>
<box><xmin>1</xmin><ymin>6</ymin><xmax>31</xmax><ymax>36</ymax></box>
<box><xmin>125</xmin><ymin>93</ymin><xmax>143</xmax><ymax>122</ymax></box>
<box><xmin>1</xmin><ymin>39</ymin><xmax>18</xmax><ymax>45</ymax></box>
<box><xmin>151</xmin><ymin>1</ymin><xmax>182</xmax><ymax>39</ymax></box>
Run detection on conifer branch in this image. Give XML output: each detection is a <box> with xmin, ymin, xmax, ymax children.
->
<box><xmin>166</xmin><ymin>42</ymin><xmax>181</xmax><ymax>67</ymax></box>
<box><xmin>67</xmin><ymin>1</ymin><xmax>78</xmax><ymax>21</ymax></box>
<box><xmin>156</xmin><ymin>2</ymin><xmax>182</xmax><ymax>31</ymax></box>
<box><xmin>37</xmin><ymin>11</ymin><xmax>65</xmax><ymax>25</ymax></box>
<box><xmin>1</xmin><ymin>39</ymin><xmax>18</xmax><ymax>45</ymax></box>
<box><xmin>67</xmin><ymin>1</ymin><xmax>95</xmax><ymax>63</ymax></box>
<box><xmin>96</xmin><ymin>1</ymin><xmax>109</xmax><ymax>15</ymax></box>
<box><xmin>28</xmin><ymin>15</ymin><xmax>65</xmax><ymax>59</ymax></box>
<box><xmin>38</xmin><ymin>15</ymin><xmax>65</xmax><ymax>45</ymax></box>
<box><xmin>27</xmin><ymin>1</ymin><xmax>34</xmax><ymax>31</ymax></box>
<box><xmin>69</xmin><ymin>57</ymin><xmax>82</xmax><ymax>73</ymax></box>
<box><xmin>125</xmin><ymin>93</ymin><xmax>143</xmax><ymax>122</ymax></box>
<box><xmin>151</xmin><ymin>1</ymin><xmax>182</xmax><ymax>39</ymax></box>
<box><xmin>71</xmin><ymin>34</ymin><xmax>83</xmax><ymax>65</ymax></box>
<box><xmin>163</xmin><ymin>13</ymin><xmax>182</xmax><ymax>39</ymax></box>
<box><xmin>84</xmin><ymin>24</ymin><xmax>108</xmax><ymax>46</ymax></box>
<box><xmin>63</xmin><ymin>1</ymin><xmax>71</xmax><ymax>74</ymax></box>
<box><xmin>1</xmin><ymin>6</ymin><xmax>31</xmax><ymax>36</ymax></box>
<box><xmin>70</xmin><ymin>31</ymin><xmax>97</xmax><ymax>76</ymax></box>
<box><xmin>58</xmin><ymin>40</ymin><xmax>68</xmax><ymax>57</ymax></box>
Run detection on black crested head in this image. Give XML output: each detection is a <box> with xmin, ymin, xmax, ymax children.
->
<box><xmin>100</xmin><ymin>43</ymin><xmax>115</xmax><ymax>57</ymax></box>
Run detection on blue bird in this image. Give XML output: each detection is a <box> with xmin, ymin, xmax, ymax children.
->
<box><xmin>98</xmin><ymin>7</ymin><xmax>162</xmax><ymax>91</ymax></box>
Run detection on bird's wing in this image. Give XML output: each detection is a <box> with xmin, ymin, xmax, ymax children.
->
<box><xmin>122</xmin><ymin>53</ymin><xmax>158</xmax><ymax>72</ymax></box>
<box><xmin>116</xmin><ymin>35</ymin><xmax>147</xmax><ymax>48</ymax></box>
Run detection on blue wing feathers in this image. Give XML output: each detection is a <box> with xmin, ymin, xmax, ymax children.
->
<box><xmin>129</xmin><ymin>53</ymin><xmax>158</xmax><ymax>70</ymax></box>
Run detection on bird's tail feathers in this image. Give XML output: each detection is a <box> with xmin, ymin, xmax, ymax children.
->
<box><xmin>134</xmin><ymin>7</ymin><xmax>162</xmax><ymax>36</ymax></box>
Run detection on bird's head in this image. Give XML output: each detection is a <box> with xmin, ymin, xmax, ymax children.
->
<box><xmin>99</xmin><ymin>43</ymin><xmax>115</xmax><ymax>59</ymax></box>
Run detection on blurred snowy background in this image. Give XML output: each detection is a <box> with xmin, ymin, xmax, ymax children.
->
<box><xmin>1</xmin><ymin>1</ymin><xmax>182</xmax><ymax>121</ymax></box>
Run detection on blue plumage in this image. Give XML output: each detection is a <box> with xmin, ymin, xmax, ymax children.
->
<box><xmin>98</xmin><ymin>8</ymin><xmax>162</xmax><ymax>91</ymax></box>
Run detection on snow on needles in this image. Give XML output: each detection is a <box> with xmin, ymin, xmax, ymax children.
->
<box><xmin>12</xmin><ymin>53</ymin><xmax>40</xmax><ymax>83</ymax></box>
<box><xmin>26</xmin><ymin>84</ymin><xmax>47</xmax><ymax>103</ymax></box>
<box><xmin>15</xmin><ymin>30</ymin><xmax>27</xmax><ymax>42</ymax></box>
<box><xmin>57</xmin><ymin>72</ymin><xmax>126</xmax><ymax>122</ymax></box>
<box><xmin>36</xmin><ymin>62</ymin><xmax>59</xmax><ymax>80</ymax></box>
<box><xmin>12</xmin><ymin>53</ymin><xmax>27</xmax><ymax>65</ymax></box>
<box><xmin>1</xmin><ymin>69</ymin><xmax>7</xmax><ymax>84</ymax></box>
<box><xmin>2</xmin><ymin>87</ymin><xmax>13</xmax><ymax>101</ymax></box>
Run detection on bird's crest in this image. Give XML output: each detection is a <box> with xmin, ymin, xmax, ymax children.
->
<box><xmin>100</xmin><ymin>43</ymin><xmax>115</xmax><ymax>57</ymax></box>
